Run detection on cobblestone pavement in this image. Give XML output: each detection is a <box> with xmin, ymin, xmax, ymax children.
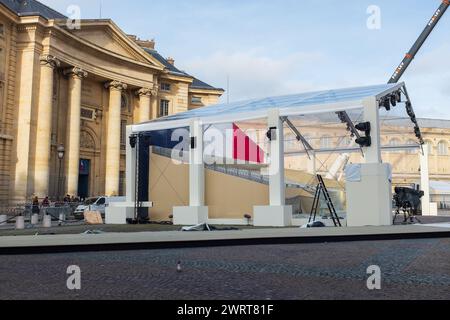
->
<box><xmin>1</xmin><ymin>238</ymin><xmax>449</xmax><ymax>300</ymax></box>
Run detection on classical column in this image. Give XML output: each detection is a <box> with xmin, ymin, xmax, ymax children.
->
<box><xmin>105</xmin><ymin>81</ymin><xmax>127</xmax><ymax>196</ymax></box>
<box><xmin>64</xmin><ymin>67</ymin><xmax>88</xmax><ymax>196</ymax></box>
<box><xmin>150</xmin><ymin>84</ymin><xmax>159</xmax><ymax>120</ymax></box>
<box><xmin>135</xmin><ymin>88</ymin><xmax>152</xmax><ymax>123</ymax></box>
<box><xmin>34</xmin><ymin>55</ymin><xmax>60</xmax><ymax>197</ymax></box>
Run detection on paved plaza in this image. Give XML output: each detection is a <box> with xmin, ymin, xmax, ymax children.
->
<box><xmin>1</xmin><ymin>237</ymin><xmax>449</xmax><ymax>300</ymax></box>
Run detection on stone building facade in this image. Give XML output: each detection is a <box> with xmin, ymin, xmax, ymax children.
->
<box><xmin>0</xmin><ymin>0</ymin><xmax>223</xmax><ymax>204</ymax></box>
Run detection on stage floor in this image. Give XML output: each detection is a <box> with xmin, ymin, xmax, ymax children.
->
<box><xmin>1</xmin><ymin>223</ymin><xmax>450</xmax><ymax>254</ymax></box>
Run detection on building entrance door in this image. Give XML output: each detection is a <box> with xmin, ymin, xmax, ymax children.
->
<box><xmin>78</xmin><ymin>159</ymin><xmax>90</xmax><ymax>199</ymax></box>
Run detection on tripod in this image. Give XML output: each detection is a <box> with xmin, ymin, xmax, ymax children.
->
<box><xmin>393</xmin><ymin>204</ymin><xmax>422</xmax><ymax>225</ymax></box>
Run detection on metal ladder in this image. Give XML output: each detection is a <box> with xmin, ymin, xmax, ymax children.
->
<box><xmin>309</xmin><ymin>174</ymin><xmax>342</xmax><ymax>227</ymax></box>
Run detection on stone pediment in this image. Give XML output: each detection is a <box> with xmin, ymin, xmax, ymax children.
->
<box><xmin>65</xmin><ymin>20</ymin><xmax>164</xmax><ymax>68</ymax></box>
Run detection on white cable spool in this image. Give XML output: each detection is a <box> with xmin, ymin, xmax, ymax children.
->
<box><xmin>15</xmin><ymin>216</ymin><xmax>25</xmax><ymax>230</ymax></box>
<box><xmin>42</xmin><ymin>215</ymin><xmax>52</xmax><ymax>228</ymax></box>
<box><xmin>0</xmin><ymin>215</ymin><xmax>7</xmax><ymax>226</ymax></box>
<box><xmin>31</xmin><ymin>214</ymin><xmax>39</xmax><ymax>225</ymax></box>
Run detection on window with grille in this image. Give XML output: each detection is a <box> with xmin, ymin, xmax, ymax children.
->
<box><xmin>424</xmin><ymin>140</ymin><xmax>434</xmax><ymax>155</ymax></box>
<box><xmin>119</xmin><ymin>171</ymin><xmax>125</xmax><ymax>196</ymax></box>
<box><xmin>191</xmin><ymin>96</ymin><xmax>202</xmax><ymax>104</ymax></box>
<box><xmin>438</xmin><ymin>141</ymin><xmax>448</xmax><ymax>156</ymax></box>
<box><xmin>120</xmin><ymin>120</ymin><xmax>127</xmax><ymax>146</ymax></box>
<box><xmin>160</xmin><ymin>100</ymin><xmax>169</xmax><ymax>117</ymax></box>
<box><xmin>320</xmin><ymin>136</ymin><xmax>331</xmax><ymax>149</ymax></box>
<box><xmin>160</xmin><ymin>83</ymin><xmax>171</xmax><ymax>91</ymax></box>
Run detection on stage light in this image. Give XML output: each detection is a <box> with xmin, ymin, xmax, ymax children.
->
<box><xmin>129</xmin><ymin>135</ymin><xmax>137</xmax><ymax>148</ymax></box>
<box><xmin>396</xmin><ymin>91</ymin><xmax>402</xmax><ymax>103</ymax></box>
<box><xmin>355</xmin><ymin>136</ymin><xmax>372</xmax><ymax>147</ymax></box>
<box><xmin>355</xmin><ymin>122</ymin><xmax>371</xmax><ymax>132</ymax></box>
<box><xmin>266</xmin><ymin>127</ymin><xmax>277</xmax><ymax>141</ymax></box>
<box><xmin>355</xmin><ymin>122</ymin><xmax>371</xmax><ymax>147</ymax></box>
<box><xmin>390</xmin><ymin>94</ymin><xmax>397</xmax><ymax>107</ymax></box>
<box><xmin>383</xmin><ymin>98</ymin><xmax>391</xmax><ymax>111</ymax></box>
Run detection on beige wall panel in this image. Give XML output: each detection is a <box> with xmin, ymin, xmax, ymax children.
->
<box><xmin>81</xmin><ymin>79</ymin><xmax>103</xmax><ymax>108</ymax></box>
<box><xmin>205</xmin><ymin>170</ymin><xmax>269</xmax><ymax>220</ymax></box>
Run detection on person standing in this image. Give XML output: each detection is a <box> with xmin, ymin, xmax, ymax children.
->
<box><xmin>32</xmin><ymin>196</ymin><xmax>40</xmax><ymax>215</ymax></box>
<box><xmin>41</xmin><ymin>196</ymin><xmax>50</xmax><ymax>217</ymax></box>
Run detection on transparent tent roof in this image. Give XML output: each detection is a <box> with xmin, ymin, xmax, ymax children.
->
<box><xmin>133</xmin><ymin>83</ymin><xmax>405</xmax><ymax>132</ymax></box>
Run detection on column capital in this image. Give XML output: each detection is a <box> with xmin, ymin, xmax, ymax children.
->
<box><xmin>135</xmin><ymin>87</ymin><xmax>153</xmax><ymax>97</ymax></box>
<box><xmin>40</xmin><ymin>54</ymin><xmax>60</xmax><ymax>69</ymax></box>
<box><xmin>105</xmin><ymin>80</ymin><xmax>127</xmax><ymax>92</ymax></box>
<box><xmin>64</xmin><ymin>67</ymin><xmax>88</xmax><ymax>79</ymax></box>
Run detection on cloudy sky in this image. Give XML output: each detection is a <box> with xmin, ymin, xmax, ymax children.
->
<box><xmin>41</xmin><ymin>0</ymin><xmax>450</xmax><ymax>119</ymax></box>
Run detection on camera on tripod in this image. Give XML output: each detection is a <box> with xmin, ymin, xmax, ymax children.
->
<box><xmin>393</xmin><ymin>185</ymin><xmax>424</xmax><ymax>224</ymax></box>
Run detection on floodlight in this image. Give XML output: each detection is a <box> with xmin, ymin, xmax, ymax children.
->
<box><xmin>383</xmin><ymin>98</ymin><xmax>391</xmax><ymax>111</ymax></box>
<box><xmin>266</xmin><ymin>127</ymin><xmax>277</xmax><ymax>141</ymax></box>
<box><xmin>355</xmin><ymin>122</ymin><xmax>371</xmax><ymax>132</ymax></box>
<box><xmin>355</xmin><ymin>122</ymin><xmax>372</xmax><ymax>147</ymax></box>
<box><xmin>396</xmin><ymin>91</ymin><xmax>402</xmax><ymax>103</ymax></box>
<box><xmin>355</xmin><ymin>136</ymin><xmax>372</xmax><ymax>147</ymax></box>
<box><xmin>390</xmin><ymin>94</ymin><xmax>397</xmax><ymax>107</ymax></box>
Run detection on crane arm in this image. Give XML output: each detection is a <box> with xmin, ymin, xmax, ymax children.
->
<box><xmin>389</xmin><ymin>0</ymin><xmax>449</xmax><ymax>83</ymax></box>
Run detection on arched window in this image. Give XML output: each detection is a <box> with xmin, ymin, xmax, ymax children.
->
<box><xmin>320</xmin><ymin>135</ymin><xmax>331</xmax><ymax>149</ymax></box>
<box><xmin>438</xmin><ymin>141</ymin><xmax>448</xmax><ymax>156</ymax></box>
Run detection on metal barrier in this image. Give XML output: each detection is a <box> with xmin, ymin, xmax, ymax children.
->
<box><xmin>0</xmin><ymin>202</ymin><xmax>83</xmax><ymax>225</ymax></box>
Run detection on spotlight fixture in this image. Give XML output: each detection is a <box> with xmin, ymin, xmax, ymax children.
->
<box><xmin>383</xmin><ymin>98</ymin><xmax>391</xmax><ymax>111</ymax></box>
<box><xmin>355</xmin><ymin>122</ymin><xmax>371</xmax><ymax>147</ymax></box>
<box><xmin>355</xmin><ymin>122</ymin><xmax>371</xmax><ymax>133</ymax></box>
<box><xmin>266</xmin><ymin>127</ymin><xmax>277</xmax><ymax>141</ymax></box>
<box><xmin>390</xmin><ymin>94</ymin><xmax>397</xmax><ymax>107</ymax></box>
<box><xmin>190</xmin><ymin>137</ymin><xmax>197</xmax><ymax>149</ymax></box>
<box><xmin>395</xmin><ymin>91</ymin><xmax>402</xmax><ymax>103</ymax></box>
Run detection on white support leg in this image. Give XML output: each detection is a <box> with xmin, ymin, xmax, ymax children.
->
<box><xmin>254</xmin><ymin>109</ymin><xmax>292</xmax><ymax>227</ymax></box>
<box><xmin>363</xmin><ymin>97</ymin><xmax>382</xmax><ymax>164</ymax></box>
<box><xmin>125</xmin><ymin>126</ymin><xmax>136</xmax><ymax>204</ymax></box>
<box><xmin>420</xmin><ymin>144</ymin><xmax>435</xmax><ymax>216</ymax></box>
<box><xmin>173</xmin><ymin>119</ymin><xmax>209</xmax><ymax>225</ymax></box>
<box><xmin>345</xmin><ymin>97</ymin><xmax>392</xmax><ymax>227</ymax></box>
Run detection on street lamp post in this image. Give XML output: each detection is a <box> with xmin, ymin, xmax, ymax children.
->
<box><xmin>57</xmin><ymin>144</ymin><xmax>65</xmax><ymax>201</ymax></box>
